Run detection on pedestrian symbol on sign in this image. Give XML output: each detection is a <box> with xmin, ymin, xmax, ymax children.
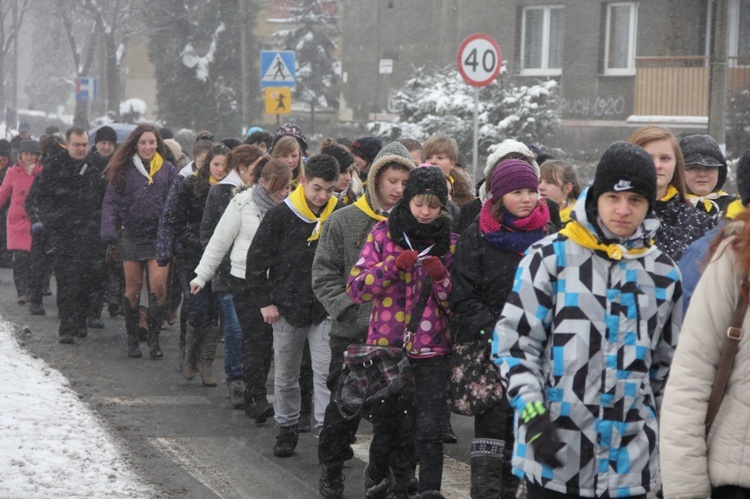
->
<box><xmin>261</xmin><ymin>51</ymin><xmax>296</xmax><ymax>87</ymax></box>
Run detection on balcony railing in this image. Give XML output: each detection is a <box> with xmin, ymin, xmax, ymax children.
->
<box><xmin>634</xmin><ymin>56</ymin><xmax>750</xmax><ymax>116</ymax></box>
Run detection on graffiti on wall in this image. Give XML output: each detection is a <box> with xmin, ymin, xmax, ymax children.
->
<box><xmin>559</xmin><ymin>95</ymin><xmax>627</xmax><ymax>118</ymax></box>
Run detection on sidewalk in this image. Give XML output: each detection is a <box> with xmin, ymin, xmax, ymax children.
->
<box><xmin>0</xmin><ymin>320</ymin><xmax>154</xmax><ymax>498</ymax></box>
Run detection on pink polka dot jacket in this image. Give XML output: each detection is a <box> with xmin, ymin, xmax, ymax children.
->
<box><xmin>346</xmin><ymin>220</ymin><xmax>458</xmax><ymax>358</ymax></box>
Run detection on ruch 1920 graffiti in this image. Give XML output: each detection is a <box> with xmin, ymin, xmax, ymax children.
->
<box><xmin>559</xmin><ymin>96</ymin><xmax>626</xmax><ymax>118</ymax></box>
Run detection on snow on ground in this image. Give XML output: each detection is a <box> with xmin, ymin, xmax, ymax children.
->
<box><xmin>0</xmin><ymin>321</ymin><xmax>154</xmax><ymax>498</ymax></box>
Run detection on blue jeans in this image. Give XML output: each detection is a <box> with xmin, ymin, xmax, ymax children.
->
<box><xmin>216</xmin><ymin>291</ymin><xmax>243</xmax><ymax>383</ymax></box>
<box><xmin>177</xmin><ymin>269</ymin><xmax>219</xmax><ymax>328</ymax></box>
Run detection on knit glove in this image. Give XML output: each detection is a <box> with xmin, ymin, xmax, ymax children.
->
<box><xmin>395</xmin><ymin>250</ymin><xmax>419</xmax><ymax>271</ymax></box>
<box><xmin>522</xmin><ymin>401</ymin><xmax>564</xmax><ymax>468</ymax></box>
<box><xmin>422</xmin><ymin>256</ymin><xmax>447</xmax><ymax>280</ymax></box>
<box><xmin>475</xmin><ymin>321</ymin><xmax>496</xmax><ymax>348</ymax></box>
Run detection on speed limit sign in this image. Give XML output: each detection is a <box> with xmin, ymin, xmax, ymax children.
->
<box><xmin>457</xmin><ymin>34</ymin><xmax>502</xmax><ymax>87</ymax></box>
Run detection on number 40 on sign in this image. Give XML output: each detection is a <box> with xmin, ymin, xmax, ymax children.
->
<box><xmin>457</xmin><ymin>34</ymin><xmax>502</xmax><ymax>87</ymax></box>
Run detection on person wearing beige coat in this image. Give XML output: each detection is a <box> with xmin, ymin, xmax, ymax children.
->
<box><xmin>660</xmin><ymin>216</ymin><xmax>750</xmax><ymax>498</ymax></box>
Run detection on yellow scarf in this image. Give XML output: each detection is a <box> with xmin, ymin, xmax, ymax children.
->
<box><xmin>685</xmin><ymin>190</ymin><xmax>730</xmax><ymax>213</ymax></box>
<box><xmin>559</xmin><ymin>201</ymin><xmax>575</xmax><ymax>224</ymax></box>
<box><xmin>353</xmin><ymin>194</ymin><xmax>386</xmax><ymax>222</ymax></box>
<box><xmin>660</xmin><ymin>184</ymin><xmax>679</xmax><ymax>202</ymax></box>
<box><xmin>560</xmin><ymin>220</ymin><xmax>652</xmax><ymax>261</ymax></box>
<box><xmin>725</xmin><ymin>199</ymin><xmax>745</xmax><ymax>219</ymax></box>
<box><xmin>284</xmin><ymin>184</ymin><xmax>337</xmax><ymax>242</ymax></box>
<box><xmin>133</xmin><ymin>152</ymin><xmax>163</xmax><ymax>186</ymax></box>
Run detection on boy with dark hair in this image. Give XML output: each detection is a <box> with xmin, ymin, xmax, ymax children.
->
<box><xmin>244</xmin><ymin>130</ymin><xmax>274</xmax><ymax>153</ymax></box>
<box><xmin>246</xmin><ymin>153</ymin><xmax>340</xmax><ymax>458</ymax></box>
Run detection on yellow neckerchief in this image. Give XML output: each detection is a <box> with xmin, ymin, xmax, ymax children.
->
<box><xmin>133</xmin><ymin>152</ymin><xmax>163</xmax><ymax>185</ymax></box>
<box><xmin>353</xmin><ymin>194</ymin><xmax>386</xmax><ymax>222</ymax></box>
<box><xmin>725</xmin><ymin>199</ymin><xmax>745</xmax><ymax>219</ymax></box>
<box><xmin>209</xmin><ymin>174</ymin><xmax>221</xmax><ymax>184</ymax></box>
<box><xmin>685</xmin><ymin>190</ymin><xmax>730</xmax><ymax>213</ymax></box>
<box><xmin>559</xmin><ymin>200</ymin><xmax>575</xmax><ymax>224</ymax></box>
<box><xmin>284</xmin><ymin>184</ymin><xmax>337</xmax><ymax>242</ymax></box>
<box><xmin>559</xmin><ymin>220</ymin><xmax>652</xmax><ymax>261</ymax></box>
<box><xmin>660</xmin><ymin>184</ymin><xmax>680</xmax><ymax>202</ymax></box>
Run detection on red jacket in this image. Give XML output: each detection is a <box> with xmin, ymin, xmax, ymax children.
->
<box><xmin>0</xmin><ymin>162</ymin><xmax>42</xmax><ymax>251</ymax></box>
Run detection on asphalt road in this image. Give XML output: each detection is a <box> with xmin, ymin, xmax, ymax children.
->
<box><xmin>1</xmin><ymin>267</ymin><xmax>475</xmax><ymax>499</ymax></box>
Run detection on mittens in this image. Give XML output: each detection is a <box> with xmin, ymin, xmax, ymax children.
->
<box><xmin>522</xmin><ymin>401</ymin><xmax>564</xmax><ymax>468</ymax></box>
<box><xmin>395</xmin><ymin>250</ymin><xmax>419</xmax><ymax>271</ymax></box>
<box><xmin>31</xmin><ymin>222</ymin><xmax>45</xmax><ymax>236</ymax></box>
<box><xmin>422</xmin><ymin>256</ymin><xmax>447</xmax><ymax>280</ymax></box>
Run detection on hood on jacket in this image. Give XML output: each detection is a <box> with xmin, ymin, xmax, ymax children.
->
<box><xmin>366</xmin><ymin>141</ymin><xmax>415</xmax><ymax>214</ymax></box>
<box><xmin>570</xmin><ymin>187</ymin><xmax>660</xmax><ymax>257</ymax></box>
<box><xmin>484</xmin><ymin>139</ymin><xmax>540</xmax><ymax>179</ymax></box>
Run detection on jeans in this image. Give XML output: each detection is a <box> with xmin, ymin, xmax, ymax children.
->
<box><xmin>232</xmin><ymin>282</ymin><xmax>273</xmax><ymax>401</ymax></box>
<box><xmin>54</xmin><ymin>250</ymin><xmax>96</xmax><ymax>336</ymax></box>
<box><xmin>369</xmin><ymin>355</ymin><xmax>448</xmax><ymax>493</ymax></box>
<box><xmin>178</xmin><ymin>268</ymin><xmax>220</xmax><ymax>327</ymax></box>
<box><xmin>216</xmin><ymin>291</ymin><xmax>243</xmax><ymax>383</ymax></box>
<box><xmin>318</xmin><ymin>335</ymin><xmax>362</xmax><ymax>471</ymax></box>
<box><xmin>12</xmin><ymin>250</ymin><xmax>30</xmax><ymax>297</ymax></box>
<box><xmin>526</xmin><ymin>482</ymin><xmax>646</xmax><ymax>499</ymax></box>
<box><xmin>272</xmin><ymin>315</ymin><xmax>331</xmax><ymax>427</ymax></box>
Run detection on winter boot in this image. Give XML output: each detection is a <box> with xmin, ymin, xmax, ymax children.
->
<box><xmin>199</xmin><ymin>325</ymin><xmax>221</xmax><ymax>387</ymax></box>
<box><xmin>273</xmin><ymin>424</ymin><xmax>299</xmax><ymax>457</ymax></box>
<box><xmin>319</xmin><ymin>464</ymin><xmax>345</xmax><ymax>499</ymax></box>
<box><xmin>182</xmin><ymin>323</ymin><xmax>200</xmax><ymax>380</ymax></box>
<box><xmin>470</xmin><ymin>438</ymin><xmax>505</xmax><ymax>499</ymax></box>
<box><xmin>147</xmin><ymin>293</ymin><xmax>165</xmax><ymax>359</ymax></box>
<box><xmin>123</xmin><ymin>301</ymin><xmax>142</xmax><ymax>358</ymax></box>
<box><xmin>364</xmin><ymin>464</ymin><xmax>392</xmax><ymax>499</ymax></box>
<box><xmin>245</xmin><ymin>392</ymin><xmax>274</xmax><ymax>423</ymax></box>
<box><xmin>228</xmin><ymin>380</ymin><xmax>246</xmax><ymax>407</ymax></box>
<box><xmin>442</xmin><ymin>405</ymin><xmax>458</xmax><ymax>444</ymax></box>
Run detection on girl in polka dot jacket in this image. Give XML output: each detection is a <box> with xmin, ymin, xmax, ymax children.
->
<box><xmin>347</xmin><ymin>166</ymin><xmax>458</xmax><ymax>497</ymax></box>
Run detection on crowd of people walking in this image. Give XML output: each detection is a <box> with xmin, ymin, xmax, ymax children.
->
<box><xmin>3</xmin><ymin>119</ymin><xmax>750</xmax><ymax>498</ymax></box>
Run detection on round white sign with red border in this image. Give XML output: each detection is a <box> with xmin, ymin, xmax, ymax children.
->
<box><xmin>457</xmin><ymin>34</ymin><xmax>502</xmax><ymax>87</ymax></box>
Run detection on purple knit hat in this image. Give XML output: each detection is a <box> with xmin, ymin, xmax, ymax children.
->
<box><xmin>490</xmin><ymin>159</ymin><xmax>538</xmax><ymax>200</ymax></box>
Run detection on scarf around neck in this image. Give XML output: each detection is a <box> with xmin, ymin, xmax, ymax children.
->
<box><xmin>479</xmin><ymin>199</ymin><xmax>548</xmax><ymax>253</ymax></box>
<box><xmin>132</xmin><ymin>152</ymin><xmax>164</xmax><ymax>185</ymax></box>
<box><xmin>387</xmin><ymin>201</ymin><xmax>451</xmax><ymax>256</ymax></box>
<box><xmin>354</xmin><ymin>193</ymin><xmax>387</xmax><ymax>222</ymax></box>
<box><xmin>252</xmin><ymin>184</ymin><xmax>278</xmax><ymax>217</ymax></box>
<box><xmin>686</xmin><ymin>190</ymin><xmax>730</xmax><ymax>213</ymax></box>
<box><xmin>284</xmin><ymin>184</ymin><xmax>337</xmax><ymax>242</ymax></box>
<box><xmin>560</xmin><ymin>219</ymin><xmax>653</xmax><ymax>261</ymax></box>
<box><xmin>660</xmin><ymin>184</ymin><xmax>680</xmax><ymax>203</ymax></box>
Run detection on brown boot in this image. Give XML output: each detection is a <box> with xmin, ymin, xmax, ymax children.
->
<box><xmin>199</xmin><ymin>325</ymin><xmax>220</xmax><ymax>387</ymax></box>
<box><xmin>182</xmin><ymin>324</ymin><xmax>199</xmax><ymax>380</ymax></box>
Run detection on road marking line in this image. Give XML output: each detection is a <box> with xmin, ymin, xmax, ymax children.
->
<box><xmin>93</xmin><ymin>396</ymin><xmax>212</xmax><ymax>406</ymax></box>
<box><xmin>351</xmin><ymin>434</ymin><xmax>472</xmax><ymax>499</ymax></box>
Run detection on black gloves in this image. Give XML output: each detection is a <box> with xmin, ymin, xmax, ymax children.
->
<box><xmin>522</xmin><ymin>401</ymin><xmax>564</xmax><ymax>468</ymax></box>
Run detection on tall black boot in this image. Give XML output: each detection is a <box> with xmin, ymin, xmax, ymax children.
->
<box><xmin>469</xmin><ymin>438</ymin><xmax>505</xmax><ymax>499</ymax></box>
<box><xmin>147</xmin><ymin>293</ymin><xmax>165</xmax><ymax>359</ymax></box>
<box><xmin>123</xmin><ymin>300</ymin><xmax>142</xmax><ymax>358</ymax></box>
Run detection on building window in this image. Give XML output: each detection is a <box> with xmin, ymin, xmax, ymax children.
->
<box><xmin>521</xmin><ymin>5</ymin><xmax>564</xmax><ymax>75</ymax></box>
<box><xmin>604</xmin><ymin>2</ymin><xmax>637</xmax><ymax>75</ymax></box>
<box><xmin>729</xmin><ymin>0</ymin><xmax>750</xmax><ymax>64</ymax></box>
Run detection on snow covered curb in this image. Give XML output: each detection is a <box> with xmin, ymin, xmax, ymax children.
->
<box><xmin>0</xmin><ymin>321</ymin><xmax>154</xmax><ymax>497</ymax></box>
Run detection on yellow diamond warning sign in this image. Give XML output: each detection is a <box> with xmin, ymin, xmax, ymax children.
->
<box><xmin>265</xmin><ymin>88</ymin><xmax>291</xmax><ymax>115</ymax></box>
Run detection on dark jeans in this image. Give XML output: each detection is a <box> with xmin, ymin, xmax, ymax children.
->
<box><xmin>12</xmin><ymin>250</ymin><xmax>30</xmax><ymax>297</ymax></box>
<box><xmin>526</xmin><ymin>482</ymin><xmax>646</xmax><ymax>499</ymax></box>
<box><xmin>713</xmin><ymin>486</ymin><xmax>750</xmax><ymax>499</ymax></box>
<box><xmin>232</xmin><ymin>281</ymin><xmax>273</xmax><ymax>401</ymax></box>
<box><xmin>54</xmin><ymin>251</ymin><xmax>96</xmax><ymax>336</ymax></box>
<box><xmin>177</xmin><ymin>268</ymin><xmax>220</xmax><ymax>328</ymax></box>
<box><xmin>370</xmin><ymin>355</ymin><xmax>448</xmax><ymax>493</ymax></box>
<box><xmin>29</xmin><ymin>230</ymin><xmax>53</xmax><ymax>306</ymax></box>
<box><xmin>318</xmin><ymin>335</ymin><xmax>362</xmax><ymax>471</ymax></box>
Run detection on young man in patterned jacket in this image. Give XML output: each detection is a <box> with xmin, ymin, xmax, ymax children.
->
<box><xmin>493</xmin><ymin>141</ymin><xmax>682</xmax><ymax>498</ymax></box>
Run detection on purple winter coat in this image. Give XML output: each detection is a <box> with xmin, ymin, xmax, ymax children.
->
<box><xmin>100</xmin><ymin>161</ymin><xmax>176</xmax><ymax>243</ymax></box>
<box><xmin>346</xmin><ymin>220</ymin><xmax>457</xmax><ymax>358</ymax></box>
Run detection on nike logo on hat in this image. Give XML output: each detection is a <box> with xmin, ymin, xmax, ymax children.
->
<box><xmin>613</xmin><ymin>180</ymin><xmax>633</xmax><ymax>191</ymax></box>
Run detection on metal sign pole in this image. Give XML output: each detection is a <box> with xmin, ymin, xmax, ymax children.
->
<box><xmin>473</xmin><ymin>87</ymin><xmax>479</xmax><ymax>181</ymax></box>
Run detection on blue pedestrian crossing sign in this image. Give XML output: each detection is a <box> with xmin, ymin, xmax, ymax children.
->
<box><xmin>261</xmin><ymin>51</ymin><xmax>296</xmax><ymax>88</ymax></box>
